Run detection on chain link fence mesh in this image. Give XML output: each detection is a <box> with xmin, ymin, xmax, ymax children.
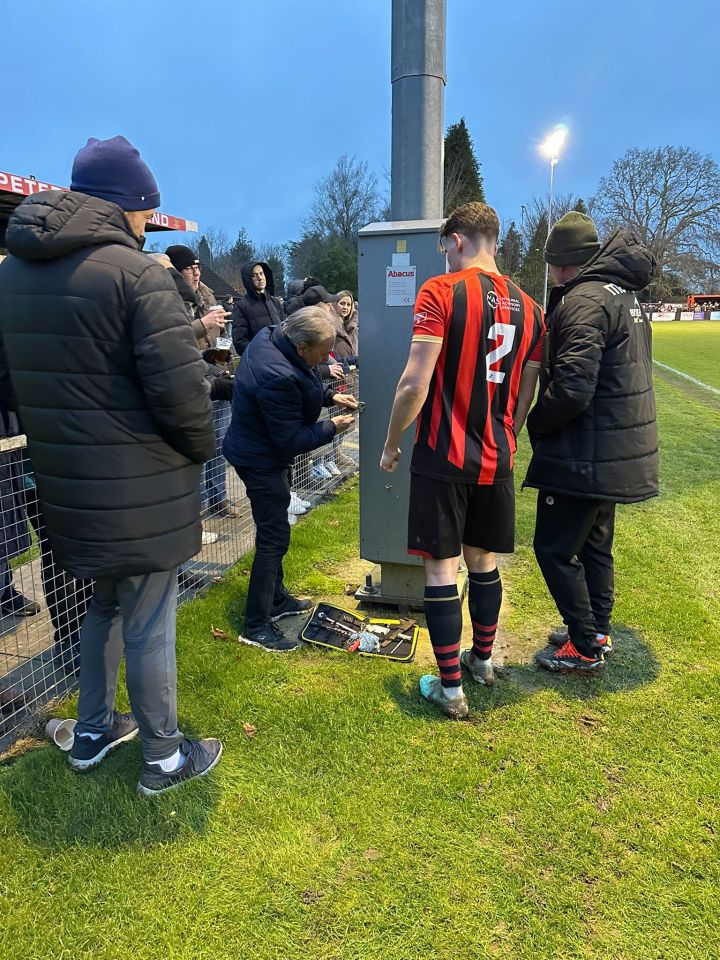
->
<box><xmin>0</xmin><ymin>369</ymin><xmax>359</xmax><ymax>751</ymax></box>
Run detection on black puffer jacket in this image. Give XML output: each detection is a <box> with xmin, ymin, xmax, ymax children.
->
<box><xmin>231</xmin><ymin>261</ymin><xmax>283</xmax><ymax>355</ymax></box>
<box><xmin>0</xmin><ymin>190</ymin><xmax>215</xmax><ymax>580</ymax></box>
<box><xmin>524</xmin><ymin>229</ymin><xmax>659</xmax><ymax>503</ymax></box>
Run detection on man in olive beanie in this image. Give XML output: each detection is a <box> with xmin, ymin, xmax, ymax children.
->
<box><xmin>544</xmin><ymin>212</ymin><xmax>601</xmax><ymax>267</ymax></box>
<box><xmin>525</xmin><ymin>212</ymin><xmax>659</xmax><ymax>673</ymax></box>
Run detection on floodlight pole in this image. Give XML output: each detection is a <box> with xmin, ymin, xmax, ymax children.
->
<box><xmin>391</xmin><ymin>0</ymin><xmax>447</xmax><ymax>220</ymax></box>
<box><xmin>542</xmin><ymin>155</ymin><xmax>558</xmax><ymax>310</ymax></box>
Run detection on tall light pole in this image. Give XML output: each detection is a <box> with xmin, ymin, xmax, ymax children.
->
<box><xmin>540</xmin><ymin>127</ymin><xmax>567</xmax><ymax>309</ymax></box>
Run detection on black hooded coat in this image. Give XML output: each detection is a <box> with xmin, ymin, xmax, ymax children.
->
<box><xmin>524</xmin><ymin>229</ymin><xmax>659</xmax><ymax>503</ymax></box>
<box><xmin>230</xmin><ymin>261</ymin><xmax>283</xmax><ymax>355</ymax></box>
<box><xmin>0</xmin><ymin>190</ymin><xmax>215</xmax><ymax>579</ymax></box>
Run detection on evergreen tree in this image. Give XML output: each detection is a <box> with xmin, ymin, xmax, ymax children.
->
<box><xmin>443</xmin><ymin>117</ymin><xmax>485</xmax><ymax>216</ymax></box>
<box><xmin>217</xmin><ymin>228</ymin><xmax>255</xmax><ymax>291</ymax></box>
<box><xmin>198</xmin><ymin>235</ymin><xmax>213</xmax><ymax>267</ymax></box>
<box><xmin>518</xmin><ymin>214</ymin><xmax>548</xmax><ymax>303</ymax></box>
<box><xmin>289</xmin><ymin>234</ymin><xmax>357</xmax><ymax>294</ymax></box>
<box><xmin>498</xmin><ymin>221</ymin><xmax>523</xmax><ymax>279</ymax></box>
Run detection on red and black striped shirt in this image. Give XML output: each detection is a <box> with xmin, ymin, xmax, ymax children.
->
<box><xmin>411</xmin><ymin>268</ymin><xmax>545</xmax><ymax>484</ymax></box>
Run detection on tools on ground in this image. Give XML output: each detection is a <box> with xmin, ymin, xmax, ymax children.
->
<box><xmin>302</xmin><ymin>603</ymin><xmax>419</xmax><ymax>662</ymax></box>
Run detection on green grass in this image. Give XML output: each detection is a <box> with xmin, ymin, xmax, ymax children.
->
<box><xmin>1</xmin><ymin>335</ymin><xmax>719</xmax><ymax>959</ymax></box>
<box><xmin>652</xmin><ymin>320</ymin><xmax>720</xmax><ymax>388</ymax></box>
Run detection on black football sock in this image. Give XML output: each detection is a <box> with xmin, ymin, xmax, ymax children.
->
<box><xmin>424</xmin><ymin>584</ymin><xmax>463</xmax><ymax>690</ymax></box>
<box><xmin>468</xmin><ymin>569</ymin><xmax>502</xmax><ymax>661</ymax></box>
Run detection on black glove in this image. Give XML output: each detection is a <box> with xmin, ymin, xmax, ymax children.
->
<box><xmin>210</xmin><ymin>375</ymin><xmax>234</xmax><ymax>402</ymax></box>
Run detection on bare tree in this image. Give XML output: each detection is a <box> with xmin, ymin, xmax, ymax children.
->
<box><xmin>186</xmin><ymin>226</ymin><xmax>231</xmax><ymax>261</ymax></box>
<box><xmin>303</xmin><ymin>155</ymin><xmax>381</xmax><ymax>246</ymax></box>
<box><xmin>519</xmin><ymin>194</ymin><xmax>580</xmax><ymax>250</ymax></box>
<box><xmin>592</xmin><ymin>147</ymin><xmax>720</xmax><ymax>297</ymax></box>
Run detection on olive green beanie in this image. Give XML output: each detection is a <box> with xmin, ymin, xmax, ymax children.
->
<box><xmin>544</xmin><ymin>212</ymin><xmax>601</xmax><ymax>266</ymax></box>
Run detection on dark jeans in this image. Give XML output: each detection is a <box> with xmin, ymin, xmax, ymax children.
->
<box><xmin>76</xmin><ymin>568</ymin><xmax>183</xmax><ymax>762</ymax></box>
<box><xmin>533</xmin><ymin>492</ymin><xmax>616</xmax><ymax>652</ymax></box>
<box><xmin>24</xmin><ymin>486</ymin><xmax>93</xmax><ymax>648</ymax></box>
<box><xmin>237</xmin><ymin>466</ymin><xmax>292</xmax><ymax>630</ymax></box>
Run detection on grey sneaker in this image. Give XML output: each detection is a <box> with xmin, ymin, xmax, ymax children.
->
<box><xmin>137</xmin><ymin>738</ymin><xmax>223</xmax><ymax>797</ymax></box>
<box><xmin>418</xmin><ymin>675</ymin><xmax>469</xmax><ymax>719</ymax></box>
<box><xmin>68</xmin><ymin>711</ymin><xmax>139</xmax><ymax>772</ymax></box>
<box><xmin>460</xmin><ymin>649</ymin><xmax>495</xmax><ymax>685</ymax></box>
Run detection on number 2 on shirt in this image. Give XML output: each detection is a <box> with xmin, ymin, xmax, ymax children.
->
<box><xmin>485</xmin><ymin>323</ymin><xmax>516</xmax><ymax>384</ymax></box>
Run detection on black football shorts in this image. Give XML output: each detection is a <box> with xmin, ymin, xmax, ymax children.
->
<box><xmin>407</xmin><ymin>472</ymin><xmax>515</xmax><ymax>559</ymax></box>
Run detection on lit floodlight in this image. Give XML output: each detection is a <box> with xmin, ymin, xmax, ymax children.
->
<box><xmin>540</xmin><ymin>126</ymin><xmax>568</xmax><ymax>161</ymax></box>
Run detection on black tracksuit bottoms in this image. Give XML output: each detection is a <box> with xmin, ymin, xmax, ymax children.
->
<box><xmin>533</xmin><ymin>491</ymin><xmax>616</xmax><ymax>652</ymax></box>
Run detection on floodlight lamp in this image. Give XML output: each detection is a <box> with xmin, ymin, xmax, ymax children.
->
<box><xmin>540</xmin><ymin>127</ymin><xmax>568</xmax><ymax>161</ymax></box>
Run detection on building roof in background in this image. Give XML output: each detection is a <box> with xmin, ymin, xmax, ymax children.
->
<box><xmin>200</xmin><ymin>263</ymin><xmax>243</xmax><ymax>300</ymax></box>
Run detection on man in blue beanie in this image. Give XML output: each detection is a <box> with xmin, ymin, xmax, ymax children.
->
<box><xmin>0</xmin><ymin>135</ymin><xmax>223</xmax><ymax>795</ymax></box>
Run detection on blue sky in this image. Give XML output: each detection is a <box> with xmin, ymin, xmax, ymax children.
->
<box><xmin>4</xmin><ymin>0</ymin><xmax>718</xmax><ymax>251</ymax></box>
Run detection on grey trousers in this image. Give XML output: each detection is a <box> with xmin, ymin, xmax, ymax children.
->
<box><xmin>75</xmin><ymin>568</ymin><xmax>184</xmax><ymax>762</ymax></box>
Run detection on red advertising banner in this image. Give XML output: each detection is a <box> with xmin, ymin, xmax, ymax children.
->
<box><xmin>0</xmin><ymin>170</ymin><xmax>197</xmax><ymax>232</ymax></box>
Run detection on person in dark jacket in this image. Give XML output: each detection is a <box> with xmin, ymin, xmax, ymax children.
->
<box><xmin>525</xmin><ymin>213</ymin><xmax>659</xmax><ymax>673</ymax></box>
<box><xmin>163</xmin><ymin>252</ymin><xmax>237</xmax><ymax>520</ymax></box>
<box><xmin>231</xmin><ymin>261</ymin><xmax>283</xmax><ymax>355</ymax></box>
<box><xmin>0</xmin><ymin>403</ymin><xmax>38</xmax><ymax>619</ymax></box>
<box><xmin>0</xmin><ymin>135</ymin><xmax>222</xmax><ymax>795</ymax></box>
<box><xmin>223</xmin><ymin>306</ymin><xmax>357</xmax><ymax>651</ymax></box>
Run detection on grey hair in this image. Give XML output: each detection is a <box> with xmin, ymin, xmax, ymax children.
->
<box><xmin>281</xmin><ymin>306</ymin><xmax>336</xmax><ymax>347</ymax></box>
<box><xmin>148</xmin><ymin>252</ymin><xmax>173</xmax><ymax>268</ymax></box>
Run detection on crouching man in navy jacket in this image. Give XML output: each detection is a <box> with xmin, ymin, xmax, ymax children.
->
<box><xmin>223</xmin><ymin>306</ymin><xmax>357</xmax><ymax>651</ymax></box>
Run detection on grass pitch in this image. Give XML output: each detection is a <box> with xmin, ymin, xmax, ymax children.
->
<box><xmin>0</xmin><ymin>323</ymin><xmax>718</xmax><ymax>960</ymax></box>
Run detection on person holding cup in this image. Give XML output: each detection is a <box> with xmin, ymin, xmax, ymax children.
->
<box><xmin>164</xmin><ymin>246</ymin><xmax>237</xmax><ymax>520</ymax></box>
<box><xmin>165</xmin><ymin>245</ymin><xmax>230</xmax><ymax>348</ymax></box>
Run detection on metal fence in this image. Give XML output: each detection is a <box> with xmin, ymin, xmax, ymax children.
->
<box><xmin>0</xmin><ymin>370</ymin><xmax>359</xmax><ymax>751</ymax></box>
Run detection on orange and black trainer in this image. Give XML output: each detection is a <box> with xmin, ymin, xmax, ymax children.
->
<box><xmin>547</xmin><ymin>626</ymin><xmax>613</xmax><ymax>658</ymax></box>
<box><xmin>535</xmin><ymin>639</ymin><xmax>607</xmax><ymax>673</ymax></box>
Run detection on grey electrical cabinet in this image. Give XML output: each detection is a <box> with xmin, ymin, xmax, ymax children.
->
<box><xmin>357</xmin><ymin>220</ymin><xmax>446</xmax><ymax>599</ymax></box>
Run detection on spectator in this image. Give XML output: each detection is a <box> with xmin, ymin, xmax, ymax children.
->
<box><xmin>22</xmin><ymin>458</ymin><xmax>93</xmax><ymax>674</ymax></box>
<box><xmin>0</xmin><ymin>402</ymin><xmax>39</xmax><ymax>620</ymax></box>
<box><xmin>231</xmin><ymin>261</ymin><xmax>283</xmax><ymax>355</ymax></box>
<box><xmin>164</xmin><ymin>245</ymin><xmax>229</xmax><ymax>347</ymax></box>
<box><xmin>0</xmin><ymin>135</ymin><xmax>222</xmax><ymax>796</ymax></box>
<box><xmin>323</xmin><ymin>289</ymin><xmax>359</xmax><ymax>474</ymax></box>
<box><xmin>526</xmin><ymin>213</ymin><xmax>659</xmax><ymax>673</ymax></box>
<box><xmin>165</xmin><ymin>245</ymin><xmax>236</xmax><ymax>520</ymax></box>
<box><xmin>223</xmin><ymin>306</ymin><xmax>357</xmax><ymax>652</ymax></box>
<box><xmin>284</xmin><ymin>285</ymin><xmax>346</xmax><ymax>486</ymax></box>
<box><xmin>333</xmin><ymin>290</ymin><xmax>359</xmax><ymax>363</ymax></box>
<box><xmin>283</xmin><ymin>279</ymin><xmax>306</xmax><ymax>317</ymax></box>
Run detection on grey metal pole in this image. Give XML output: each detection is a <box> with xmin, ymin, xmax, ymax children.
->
<box><xmin>391</xmin><ymin>0</ymin><xmax>447</xmax><ymax>221</ymax></box>
<box><xmin>542</xmin><ymin>157</ymin><xmax>557</xmax><ymax>309</ymax></box>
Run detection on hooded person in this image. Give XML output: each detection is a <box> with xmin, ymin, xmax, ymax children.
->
<box><xmin>231</xmin><ymin>260</ymin><xmax>283</xmax><ymax>355</ymax></box>
<box><xmin>0</xmin><ymin>135</ymin><xmax>222</xmax><ymax>795</ymax></box>
<box><xmin>283</xmin><ymin>278</ymin><xmax>306</xmax><ymax>318</ymax></box>
<box><xmin>525</xmin><ymin>212</ymin><xmax>659</xmax><ymax>674</ymax></box>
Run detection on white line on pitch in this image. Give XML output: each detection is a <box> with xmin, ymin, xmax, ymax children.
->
<box><xmin>653</xmin><ymin>360</ymin><xmax>720</xmax><ymax>396</ymax></box>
